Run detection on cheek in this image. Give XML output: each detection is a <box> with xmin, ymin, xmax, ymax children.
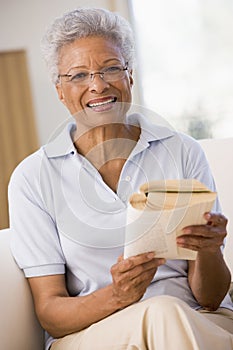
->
<box><xmin>124</xmin><ymin>83</ymin><xmax>133</xmax><ymax>103</ymax></box>
<box><xmin>62</xmin><ymin>88</ymin><xmax>86</xmax><ymax>113</ymax></box>
<box><xmin>119</xmin><ymin>80</ymin><xmax>132</xmax><ymax>101</ymax></box>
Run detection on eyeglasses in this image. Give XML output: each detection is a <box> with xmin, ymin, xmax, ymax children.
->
<box><xmin>58</xmin><ymin>63</ymin><xmax>128</xmax><ymax>86</ymax></box>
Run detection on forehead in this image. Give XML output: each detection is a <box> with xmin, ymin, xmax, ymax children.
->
<box><xmin>58</xmin><ymin>36</ymin><xmax>124</xmax><ymax>70</ymax></box>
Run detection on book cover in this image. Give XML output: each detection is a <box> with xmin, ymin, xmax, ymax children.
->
<box><xmin>124</xmin><ymin>179</ymin><xmax>216</xmax><ymax>260</ymax></box>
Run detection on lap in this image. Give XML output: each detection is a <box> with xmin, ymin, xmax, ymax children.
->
<box><xmin>51</xmin><ymin>295</ymin><xmax>233</xmax><ymax>350</ymax></box>
<box><xmin>198</xmin><ymin>307</ymin><xmax>233</xmax><ymax>334</ymax></box>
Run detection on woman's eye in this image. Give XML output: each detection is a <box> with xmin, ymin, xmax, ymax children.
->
<box><xmin>71</xmin><ymin>72</ymin><xmax>88</xmax><ymax>80</ymax></box>
<box><xmin>105</xmin><ymin>66</ymin><xmax>121</xmax><ymax>73</ymax></box>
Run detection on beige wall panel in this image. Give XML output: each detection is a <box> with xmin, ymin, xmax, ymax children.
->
<box><xmin>0</xmin><ymin>50</ymin><xmax>38</xmax><ymax>229</ymax></box>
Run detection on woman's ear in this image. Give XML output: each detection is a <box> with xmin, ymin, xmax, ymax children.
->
<box><xmin>56</xmin><ymin>83</ymin><xmax>67</xmax><ymax>106</ymax></box>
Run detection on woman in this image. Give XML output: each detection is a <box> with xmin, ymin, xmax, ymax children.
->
<box><xmin>9</xmin><ymin>7</ymin><xmax>233</xmax><ymax>350</ymax></box>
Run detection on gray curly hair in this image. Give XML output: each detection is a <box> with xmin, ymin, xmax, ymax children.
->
<box><xmin>41</xmin><ymin>7</ymin><xmax>135</xmax><ymax>84</ymax></box>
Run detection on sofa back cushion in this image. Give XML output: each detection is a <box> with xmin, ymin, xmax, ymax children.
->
<box><xmin>199</xmin><ymin>137</ymin><xmax>233</xmax><ymax>279</ymax></box>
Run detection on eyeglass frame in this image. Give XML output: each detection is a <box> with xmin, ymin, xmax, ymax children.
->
<box><xmin>58</xmin><ymin>62</ymin><xmax>129</xmax><ymax>85</ymax></box>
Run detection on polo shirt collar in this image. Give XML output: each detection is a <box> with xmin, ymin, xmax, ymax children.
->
<box><xmin>44</xmin><ymin>113</ymin><xmax>174</xmax><ymax>159</ymax></box>
<box><xmin>44</xmin><ymin>121</ymin><xmax>76</xmax><ymax>158</ymax></box>
<box><xmin>127</xmin><ymin>113</ymin><xmax>174</xmax><ymax>143</ymax></box>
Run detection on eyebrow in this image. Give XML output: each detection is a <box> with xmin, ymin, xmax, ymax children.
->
<box><xmin>67</xmin><ymin>58</ymin><xmax>123</xmax><ymax>71</ymax></box>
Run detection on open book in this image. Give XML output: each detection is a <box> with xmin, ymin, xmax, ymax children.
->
<box><xmin>124</xmin><ymin>179</ymin><xmax>216</xmax><ymax>260</ymax></box>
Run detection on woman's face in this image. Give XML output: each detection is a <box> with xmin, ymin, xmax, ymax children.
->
<box><xmin>56</xmin><ymin>36</ymin><xmax>133</xmax><ymax>127</ymax></box>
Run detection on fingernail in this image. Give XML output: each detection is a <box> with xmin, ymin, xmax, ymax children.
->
<box><xmin>147</xmin><ymin>252</ymin><xmax>155</xmax><ymax>259</ymax></box>
<box><xmin>183</xmin><ymin>228</ymin><xmax>191</xmax><ymax>234</ymax></box>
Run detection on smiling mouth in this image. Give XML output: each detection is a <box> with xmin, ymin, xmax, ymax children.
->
<box><xmin>87</xmin><ymin>97</ymin><xmax>117</xmax><ymax>108</ymax></box>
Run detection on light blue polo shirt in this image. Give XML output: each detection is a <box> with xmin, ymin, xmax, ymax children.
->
<box><xmin>9</xmin><ymin>113</ymin><xmax>233</xmax><ymax>349</ymax></box>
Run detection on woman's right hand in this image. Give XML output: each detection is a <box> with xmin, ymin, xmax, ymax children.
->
<box><xmin>110</xmin><ymin>253</ymin><xmax>165</xmax><ymax>308</ymax></box>
<box><xmin>27</xmin><ymin>253</ymin><xmax>165</xmax><ymax>338</ymax></box>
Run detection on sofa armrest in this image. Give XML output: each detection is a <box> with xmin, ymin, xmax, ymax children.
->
<box><xmin>0</xmin><ymin>229</ymin><xmax>44</xmax><ymax>350</ymax></box>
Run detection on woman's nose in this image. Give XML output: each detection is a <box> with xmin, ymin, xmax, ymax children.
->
<box><xmin>88</xmin><ymin>74</ymin><xmax>110</xmax><ymax>93</ymax></box>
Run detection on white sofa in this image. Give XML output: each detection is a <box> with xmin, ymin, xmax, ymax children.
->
<box><xmin>0</xmin><ymin>137</ymin><xmax>232</xmax><ymax>350</ymax></box>
<box><xmin>199</xmin><ymin>137</ymin><xmax>233</xmax><ymax>277</ymax></box>
<box><xmin>0</xmin><ymin>229</ymin><xmax>44</xmax><ymax>350</ymax></box>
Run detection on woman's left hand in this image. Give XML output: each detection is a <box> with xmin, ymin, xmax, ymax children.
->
<box><xmin>176</xmin><ymin>212</ymin><xmax>228</xmax><ymax>254</ymax></box>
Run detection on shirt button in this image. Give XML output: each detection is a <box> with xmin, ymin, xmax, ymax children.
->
<box><xmin>125</xmin><ymin>176</ymin><xmax>131</xmax><ymax>182</ymax></box>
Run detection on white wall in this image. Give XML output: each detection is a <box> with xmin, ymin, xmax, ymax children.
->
<box><xmin>0</xmin><ymin>0</ymin><xmax>137</xmax><ymax>145</ymax></box>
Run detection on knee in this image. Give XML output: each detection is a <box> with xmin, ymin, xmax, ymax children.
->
<box><xmin>142</xmin><ymin>295</ymin><xmax>188</xmax><ymax>317</ymax></box>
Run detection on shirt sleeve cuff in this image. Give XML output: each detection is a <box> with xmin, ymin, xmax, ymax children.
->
<box><xmin>24</xmin><ymin>263</ymin><xmax>65</xmax><ymax>277</ymax></box>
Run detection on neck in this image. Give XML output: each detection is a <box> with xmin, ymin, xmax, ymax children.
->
<box><xmin>73</xmin><ymin>122</ymin><xmax>141</xmax><ymax>169</ymax></box>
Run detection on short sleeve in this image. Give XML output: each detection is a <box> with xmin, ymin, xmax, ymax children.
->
<box><xmin>8</xmin><ymin>151</ymin><xmax>65</xmax><ymax>278</ymax></box>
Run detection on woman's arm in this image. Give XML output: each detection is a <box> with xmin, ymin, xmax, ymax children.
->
<box><xmin>28</xmin><ymin>253</ymin><xmax>165</xmax><ymax>338</ymax></box>
<box><xmin>177</xmin><ymin>212</ymin><xmax>231</xmax><ymax>310</ymax></box>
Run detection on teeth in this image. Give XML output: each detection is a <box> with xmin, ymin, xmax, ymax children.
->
<box><xmin>88</xmin><ymin>98</ymin><xmax>115</xmax><ymax>107</ymax></box>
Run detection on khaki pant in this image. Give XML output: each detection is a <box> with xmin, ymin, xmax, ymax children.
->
<box><xmin>51</xmin><ymin>295</ymin><xmax>233</xmax><ymax>350</ymax></box>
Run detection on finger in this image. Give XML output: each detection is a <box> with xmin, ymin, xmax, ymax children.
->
<box><xmin>118</xmin><ymin>258</ymin><xmax>165</xmax><ymax>281</ymax></box>
<box><xmin>181</xmin><ymin>224</ymin><xmax>227</xmax><ymax>238</ymax></box>
<box><xmin>114</xmin><ymin>268</ymin><xmax>157</xmax><ymax>305</ymax></box>
<box><xmin>117</xmin><ymin>252</ymin><xmax>157</xmax><ymax>273</ymax></box>
<box><xmin>123</xmin><ymin>266</ymin><xmax>158</xmax><ymax>292</ymax></box>
<box><xmin>178</xmin><ymin>230</ymin><xmax>226</xmax><ymax>243</ymax></box>
<box><xmin>204</xmin><ymin>212</ymin><xmax>228</xmax><ymax>227</ymax></box>
<box><xmin>177</xmin><ymin>235</ymin><xmax>225</xmax><ymax>251</ymax></box>
<box><xmin>182</xmin><ymin>213</ymin><xmax>228</xmax><ymax>235</ymax></box>
<box><xmin>181</xmin><ymin>226</ymin><xmax>214</xmax><ymax>238</ymax></box>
